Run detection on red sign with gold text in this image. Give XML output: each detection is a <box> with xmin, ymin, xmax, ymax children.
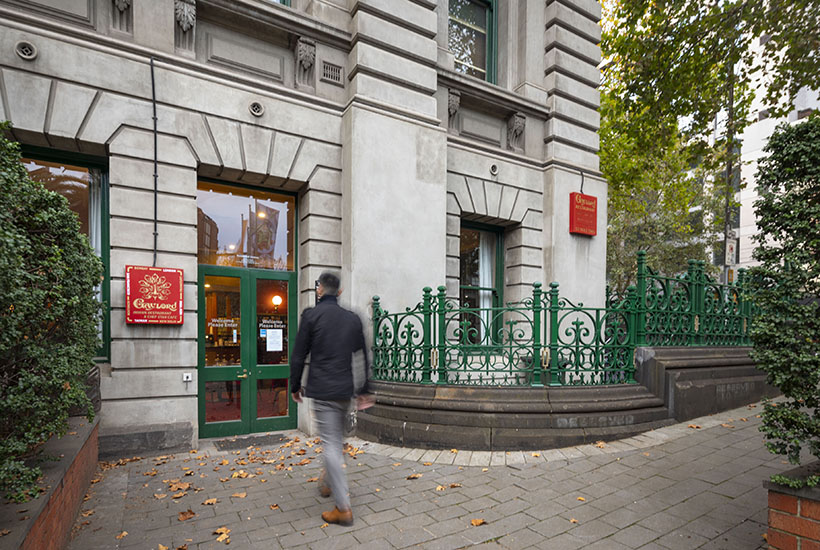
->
<box><xmin>125</xmin><ymin>266</ymin><xmax>184</xmax><ymax>324</ymax></box>
<box><xmin>569</xmin><ymin>192</ymin><xmax>597</xmax><ymax>236</ymax></box>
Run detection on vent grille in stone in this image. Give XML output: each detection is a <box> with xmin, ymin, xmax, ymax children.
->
<box><xmin>321</xmin><ymin>61</ymin><xmax>343</xmax><ymax>86</ymax></box>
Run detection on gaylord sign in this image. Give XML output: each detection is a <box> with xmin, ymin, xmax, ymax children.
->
<box><xmin>125</xmin><ymin>265</ymin><xmax>184</xmax><ymax>324</ymax></box>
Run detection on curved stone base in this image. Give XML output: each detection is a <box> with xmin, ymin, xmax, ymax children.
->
<box><xmin>359</xmin><ymin>347</ymin><xmax>778</xmax><ymax>451</ymax></box>
<box><xmin>357</xmin><ymin>381</ymin><xmax>674</xmax><ymax>451</ymax></box>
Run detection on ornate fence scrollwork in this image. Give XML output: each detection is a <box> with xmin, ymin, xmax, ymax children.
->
<box><xmin>371</xmin><ymin>253</ymin><xmax>753</xmax><ymax>387</ymax></box>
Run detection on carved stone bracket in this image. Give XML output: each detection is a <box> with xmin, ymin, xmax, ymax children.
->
<box><xmin>506</xmin><ymin>112</ymin><xmax>525</xmax><ymax>152</ymax></box>
<box><xmin>447</xmin><ymin>89</ymin><xmax>461</xmax><ymax>133</ymax></box>
<box><xmin>111</xmin><ymin>0</ymin><xmax>133</xmax><ymax>34</ymax></box>
<box><xmin>175</xmin><ymin>0</ymin><xmax>196</xmax><ymax>52</ymax></box>
<box><xmin>295</xmin><ymin>37</ymin><xmax>316</xmax><ymax>91</ymax></box>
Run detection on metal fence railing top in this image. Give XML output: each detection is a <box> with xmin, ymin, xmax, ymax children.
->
<box><xmin>372</xmin><ymin>252</ymin><xmax>754</xmax><ymax>388</ymax></box>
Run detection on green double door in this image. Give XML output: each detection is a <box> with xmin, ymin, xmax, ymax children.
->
<box><xmin>198</xmin><ymin>265</ymin><xmax>298</xmax><ymax>438</ymax></box>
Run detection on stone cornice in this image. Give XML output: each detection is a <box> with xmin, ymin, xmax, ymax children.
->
<box><xmin>0</xmin><ymin>9</ymin><xmax>346</xmax><ymax>114</ymax></box>
<box><xmin>447</xmin><ymin>137</ymin><xmax>604</xmax><ymax>177</ymax></box>
<box><xmin>199</xmin><ymin>0</ymin><xmax>352</xmax><ymax>50</ymax></box>
<box><xmin>438</xmin><ymin>69</ymin><xmax>551</xmax><ymax>120</ymax></box>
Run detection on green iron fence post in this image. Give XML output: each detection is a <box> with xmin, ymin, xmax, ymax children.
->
<box><xmin>421</xmin><ymin>287</ymin><xmax>432</xmax><ymax>383</ymax></box>
<box><xmin>737</xmin><ymin>268</ymin><xmax>748</xmax><ymax>344</ymax></box>
<box><xmin>531</xmin><ymin>282</ymin><xmax>543</xmax><ymax>387</ymax></box>
<box><xmin>686</xmin><ymin>260</ymin><xmax>698</xmax><ymax>345</ymax></box>
<box><xmin>371</xmin><ymin>295</ymin><xmax>381</xmax><ymax>378</ymax></box>
<box><xmin>548</xmin><ymin>282</ymin><xmax>561</xmax><ymax>386</ymax></box>
<box><xmin>626</xmin><ymin>285</ymin><xmax>638</xmax><ymax>383</ymax></box>
<box><xmin>636</xmin><ymin>251</ymin><xmax>647</xmax><ymax>346</ymax></box>
<box><xmin>694</xmin><ymin>261</ymin><xmax>705</xmax><ymax>345</ymax></box>
<box><xmin>436</xmin><ymin>285</ymin><xmax>447</xmax><ymax>384</ymax></box>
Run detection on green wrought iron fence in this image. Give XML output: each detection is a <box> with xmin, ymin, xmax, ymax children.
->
<box><xmin>372</xmin><ymin>283</ymin><xmax>638</xmax><ymax>387</ymax></box>
<box><xmin>371</xmin><ymin>252</ymin><xmax>754</xmax><ymax>387</ymax></box>
<box><xmin>635</xmin><ymin>251</ymin><xmax>753</xmax><ymax>347</ymax></box>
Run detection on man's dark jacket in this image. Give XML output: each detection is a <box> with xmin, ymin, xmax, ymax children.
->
<box><xmin>289</xmin><ymin>295</ymin><xmax>370</xmax><ymax>401</ymax></box>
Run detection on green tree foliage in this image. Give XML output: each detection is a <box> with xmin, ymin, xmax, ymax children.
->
<box><xmin>748</xmin><ymin>115</ymin><xmax>820</xmax><ymax>470</ymax></box>
<box><xmin>602</xmin><ymin>0</ymin><xmax>819</xmax><ymax>140</ymax></box>
<box><xmin>601</xmin><ymin>0</ymin><xmax>820</xmax><ymax>286</ymax></box>
<box><xmin>0</xmin><ymin>124</ymin><xmax>103</xmax><ymax>501</ymax></box>
<box><xmin>602</xmin><ymin>93</ymin><xmax>723</xmax><ymax>292</ymax></box>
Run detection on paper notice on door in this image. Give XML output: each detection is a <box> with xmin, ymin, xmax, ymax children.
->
<box><xmin>267</xmin><ymin>329</ymin><xmax>283</xmax><ymax>352</ymax></box>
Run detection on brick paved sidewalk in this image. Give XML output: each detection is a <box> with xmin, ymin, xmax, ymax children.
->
<box><xmin>68</xmin><ymin>401</ymin><xmax>790</xmax><ymax>550</ymax></box>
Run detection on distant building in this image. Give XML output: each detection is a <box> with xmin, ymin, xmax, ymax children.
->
<box><xmin>735</xmin><ymin>39</ymin><xmax>819</xmax><ymax>272</ymax></box>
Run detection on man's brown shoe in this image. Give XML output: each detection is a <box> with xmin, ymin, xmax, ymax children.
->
<box><xmin>318</xmin><ymin>469</ymin><xmax>331</xmax><ymax>497</ymax></box>
<box><xmin>321</xmin><ymin>506</ymin><xmax>353</xmax><ymax>526</ymax></box>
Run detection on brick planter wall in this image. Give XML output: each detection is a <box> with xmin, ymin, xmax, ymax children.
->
<box><xmin>0</xmin><ymin>416</ymin><xmax>99</xmax><ymax>550</ymax></box>
<box><xmin>766</xmin><ymin>463</ymin><xmax>820</xmax><ymax>550</ymax></box>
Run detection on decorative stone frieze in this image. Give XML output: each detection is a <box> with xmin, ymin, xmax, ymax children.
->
<box><xmin>111</xmin><ymin>0</ymin><xmax>132</xmax><ymax>34</ymax></box>
<box><xmin>447</xmin><ymin>89</ymin><xmax>460</xmax><ymax>132</ymax></box>
<box><xmin>506</xmin><ymin>112</ymin><xmax>525</xmax><ymax>153</ymax></box>
<box><xmin>174</xmin><ymin>0</ymin><xmax>196</xmax><ymax>52</ymax></box>
<box><xmin>294</xmin><ymin>37</ymin><xmax>316</xmax><ymax>92</ymax></box>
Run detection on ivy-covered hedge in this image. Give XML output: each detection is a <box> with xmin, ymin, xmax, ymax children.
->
<box><xmin>749</xmin><ymin>115</ymin><xmax>820</xmax><ymax>481</ymax></box>
<box><xmin>0</xmin><ymin>124</ymin><xmax>103</xmax><ymax>501</ymax></box>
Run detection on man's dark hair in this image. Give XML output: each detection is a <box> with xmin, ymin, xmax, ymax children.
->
<box><xmin>318</xmin><ymin>271</ymin><xmax>340</xmax><ymax>295</ymax></box>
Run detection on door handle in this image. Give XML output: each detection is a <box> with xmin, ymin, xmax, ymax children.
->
<box><xmin>237</xmin><ymin>374</ymin><xmax>248</xmax><ymax>379</ymax></box>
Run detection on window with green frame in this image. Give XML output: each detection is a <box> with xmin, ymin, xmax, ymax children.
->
<box><xmin>20</xmin><ymin>149</ymin><xmax>110</xmax><ymax>361</ymax></box>
<box><xmin>268</xmin><ymin>0</ymin><xmax>290</xmax><ymax>5</ymax></box>
<box><xmin>448</xmin><ymin>0</ymin><xmax>498</xmax><ymax>83</ymax></box>
<box><xmin>459</xmin><ymin>222</ymin><xmax>504</xmax><ymax>347</ymax></box>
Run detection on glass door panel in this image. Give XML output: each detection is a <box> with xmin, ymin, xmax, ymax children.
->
<box><xmin>256</xmin><ymin>279</ymin><xmax>289</xmax><ymax>365</ymax></box>
<box><xmin>256</xmin><ymin>379</ymin><xmax>289</xmax><ymax>419</ymax></box>
<box><xmin>250</xmin><ymin>273</ymin><xmax>296</xmax><ymax>431</ymax></box>
<box><xmin>204</xmin><ymin>276</ymin><xmax>241</xmax><ymax>366</ymax></box>
<box><xmin>199</xmin><ymin>270</ymin><xmax>249</xmax><ymax>438</ymax></box>
<box><xmin>204</xmin><ymin>381</ymin><xmax>242</xmax><ymax>423</ymax></box>
<box><xmin>198</xmin><ymin>267</ymin><xmax>297</xmax><ymax>438</ymax></box>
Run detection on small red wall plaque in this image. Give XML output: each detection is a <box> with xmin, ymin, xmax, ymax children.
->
<box><xmin>125</xmin><ymin>265</ymin><xmax>184</xmax><ymax>324</ymax></box>
<box><xmin>569</xmin><ymin>192</ymin><xmax>597</xmax><ymax>236</ymax></box>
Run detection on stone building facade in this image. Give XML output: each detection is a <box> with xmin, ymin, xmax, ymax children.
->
<box><xmin>0</xmin><ymin>0</ymin><xmax>606</xmax><ymax>454</ymax></box>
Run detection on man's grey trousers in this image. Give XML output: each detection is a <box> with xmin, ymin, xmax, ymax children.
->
<box><xmin>312</xmin><ymin>399</ymin><xmax>351</xmax><ymax>510</ymax></box>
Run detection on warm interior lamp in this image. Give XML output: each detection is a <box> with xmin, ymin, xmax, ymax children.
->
<box><xmin>258</xmin><ymin>211</ymin><xmax>266</xmax><ymax>218</ymax></box>
<box><xmin>204</xmin><ymin>283</ymin><xmax>211</xmax><ymax>288</ymax></box>
<box><xmin>272</xmin><ymin>295</ymin><xmax>283</xmax><ymax>307</ymax></box>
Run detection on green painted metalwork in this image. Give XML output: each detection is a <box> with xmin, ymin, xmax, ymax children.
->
<box><xmin>372</xmin><ymin>252</ymin><xmax>754</xmax><ymax>387</ymax></box>
<box><xmin>638</xmin><ymin>254</ymin><xmax>753</xmax><ymax>347</ymax></box>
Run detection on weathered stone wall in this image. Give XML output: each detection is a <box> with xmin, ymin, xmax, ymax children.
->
<box><xmin>1</xmin><ymin>0</ymin><xmax>606</xmax><ymax>449</ymax></box>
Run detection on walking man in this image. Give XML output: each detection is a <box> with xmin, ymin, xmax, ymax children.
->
<box><xmin>290</xmin><ymin>271</ymin><xmax>372</xmax><ymax>525</ymax></box>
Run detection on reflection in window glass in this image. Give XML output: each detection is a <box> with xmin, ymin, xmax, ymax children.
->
<box><xmin>204</xmin><ymin>276</ymin><xmax>241</xmax><ymax>367</ymax></box>
<box><xmin>22</xmin><ymin>156</ymin><xmax>107</xmax><ymax>356</ymax></box>
<box><xmin>205</xmin><ymin>380</ymin><xmax>242</xmax><ymax>423</ymax></box>
<box><xmin>21</xmin><ymin>158</ymin><xmax>103</xmax><ymax>255</ymax></box>
<box><xmin>257</xmin><ymin>279</ymin><xmax>289</xmax><ymax>365</ymax></box>
<box><xmin>257</xmin><ymin>379</ymin><xmax>288</xmax><ymax>419</ymax></box>
<box><xmin>197</xmin><ymin>182</ymin><xmax>295</xmax><ymax>271</ymax></box>
<box><xmin>449</xmin><ymin>0</ymin><xmax>490</xmax><ymax>80</ymax></box>
<box><xmin>459</xmin><ymin>226</ymin><xmax>498</xmax><ymax>345</ymax></box>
